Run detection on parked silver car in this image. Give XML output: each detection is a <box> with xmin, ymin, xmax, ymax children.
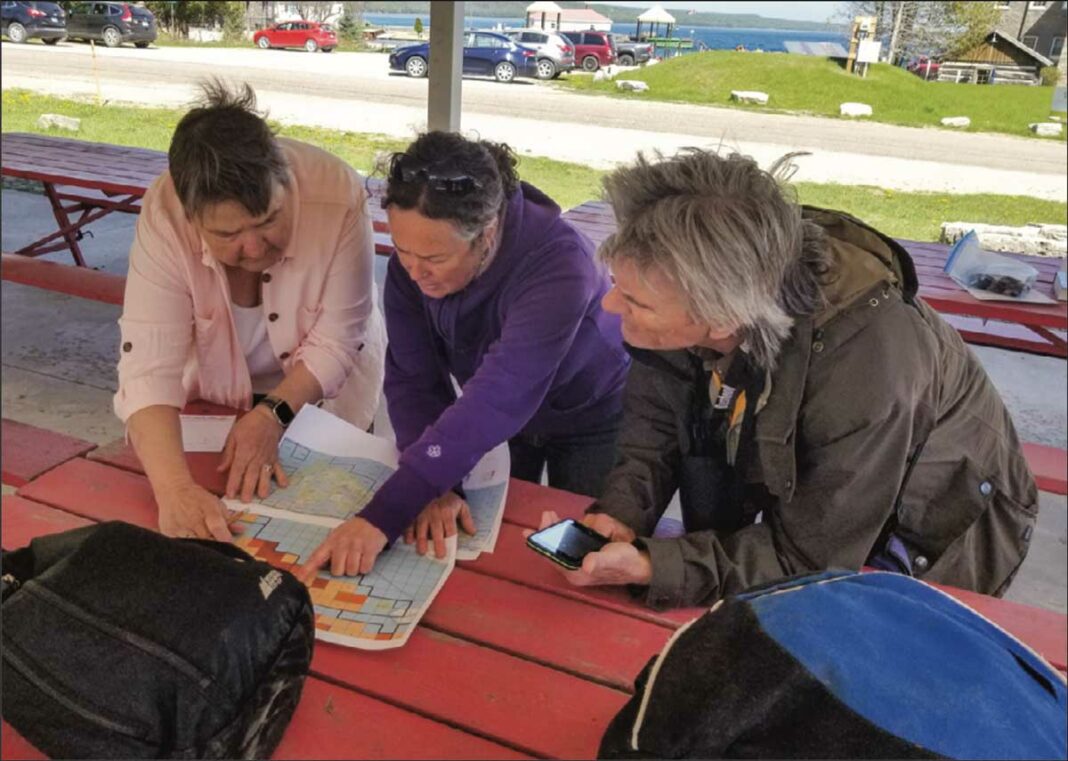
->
<box><xmin>503</xmin><ymin>27</ymin><xmax>575</xmax><ymax>79</ymax></box>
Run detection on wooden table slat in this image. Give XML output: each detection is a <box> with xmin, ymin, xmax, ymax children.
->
<box><xmin>1</xmin><ymin>417</ymin><xmax>97</xmax><ymax>487</ymax></box>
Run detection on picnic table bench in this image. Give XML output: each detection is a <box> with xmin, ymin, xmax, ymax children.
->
<box><xmin>1</xmin><ymin>410</ymin><xmax>1065</xmax><ymax>759</ymax></box>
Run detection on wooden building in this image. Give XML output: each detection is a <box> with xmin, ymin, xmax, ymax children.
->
<box><xmin>938</xmin><ymin>31</ymin><xmax>1054</xmax><ymax>84</ymax></box>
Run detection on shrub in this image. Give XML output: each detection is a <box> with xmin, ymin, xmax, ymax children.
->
<box><xmin>1039</xmin><ymin>66</ymin><xmax>1060</xmax><ymax>87</ymax></box>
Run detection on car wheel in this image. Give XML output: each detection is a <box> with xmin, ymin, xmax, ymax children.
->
<box><xmin>257</xmin><ymin>36</ymin><xmax>270</xmax><ymax>49</ymax></box>
<box><xmin>304</xmin><ymin>38</ymin><xmax>318</xmax><ymax>53</ymax></box>
<box><xmin>494</xmin><ymin>61</ymin><xmax>516</xmax><ymax>83</ymax></box>
<box><xmin>582</xmin><ymin>55</ymin><xmax>599</xmax><ymax>72</ymax></box>
<box><xmin>405</xmin><ymin>55</ymin><xmax>427</xmax><ymax>78</ymax></box>
<box><xmin>535</xmin><ymin>58</ymin><xmax>555</xmax><ymax>80</ymax></box>
<box><xmin>102</xmin><ymin>26</ymin><xmax>121</xmax><ymax>47</ymax></box>
<box><xmin>7</xmin><ymin>22</ymin><xmax>27</xmax><ymax>43</ymax></box>
<box><xmin>618</xmin><ymin>53</ymin><xmax>634</xmax><ymax>66</ymax></box>
<box><xmin>43</xmin><ymin>37</ymin><xmax>61</xmax><ymax>46</ymax></box>
<box><xmin>134</xmin><ymin>41</ymin><xmax>149</xmax><ymax>48</ymax></box>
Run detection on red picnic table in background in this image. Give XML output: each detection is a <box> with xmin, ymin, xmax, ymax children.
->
<box><xmin>3</xmin><ymin>131</ymin><xmax>1066</xmax><ymax>357</ymax></box>
<box><xmin>0</xmin><ymin>132</ymin><xmax>395</xmax><ymax>268</ymax></box>
<box><xmin>562</xmin><ymin>200</ymin><xmax>1068</xmax><ymax>359</ymax></box>
<box><xmin>1</xmin><ymin>410</ymin><xmax>1066</xmax><ymax>759</ymax></box>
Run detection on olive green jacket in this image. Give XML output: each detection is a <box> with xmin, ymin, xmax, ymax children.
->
<box><xmin>590</xmin><ymin>208</ymin><xmax>1038</xmax><ymax>609</ymax></box>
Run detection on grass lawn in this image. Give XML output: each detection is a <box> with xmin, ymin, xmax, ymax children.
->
<box><xmin>559</xmin><ymin>51</ymin><xmax>1068</xmax><ymax>139</ymax></box>
<box><xmin>2</xmin><ymin>89</ymin><xmax>1064</xmax><ymax>241</ymax></box>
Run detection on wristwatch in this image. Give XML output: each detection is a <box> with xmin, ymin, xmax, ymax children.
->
<box><xmin>259</xmin><ymin>395</ymin><xmax>295</xmax><ymax>428</ymax></box>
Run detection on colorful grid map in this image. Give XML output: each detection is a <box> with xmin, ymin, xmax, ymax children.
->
<box><xmin>234</xmin><ymin>512</ymin><xmax>452</xmax><ymax>647</ymax></box>
<box><xmin>262</xmin><ymin>440</ymin><xmax>395</xmax><ymax>520</ymax></box>
<box><xmin>457</xmin><ymin>482</ymin><xmax>508</xmax><ymax>558</ymax></box>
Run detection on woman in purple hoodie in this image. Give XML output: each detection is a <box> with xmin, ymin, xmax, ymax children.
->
<box><xmin>298</xmin><ymin>132</ymin><xmax>630</xmax><ymax>579</ymax></box>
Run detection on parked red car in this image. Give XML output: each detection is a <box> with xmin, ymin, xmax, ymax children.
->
<box><xmin>561</xmin><ymin>30</ymin><xmax>616</xmax><ymax>71</ymax></box>
<box><xmin>253</xmin><ymin>20</ymin><xmax>336</xmax><ymax>53</ymax></box>
<box><xmin>907</xmin><ymin>56</ymin><xmax>940</xmax><ymax>80</ymax></box>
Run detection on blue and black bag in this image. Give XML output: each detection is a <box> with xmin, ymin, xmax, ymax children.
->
<box><xmin>600</xmin><ymin>571</ymin><xmax>1067</xmax><ymax>759</ymax></box>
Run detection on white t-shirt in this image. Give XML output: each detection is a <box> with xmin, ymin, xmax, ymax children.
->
<box><xmin>231</xmin><ymin>303</ymin><xmax>286</xmax><ymax>394</ymax></box>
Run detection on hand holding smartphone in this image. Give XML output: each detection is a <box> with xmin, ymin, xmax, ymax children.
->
<box><xmin>526</xmin><ymin>518</ymin><xmax>609</xmax><ymax>570</ymax></box>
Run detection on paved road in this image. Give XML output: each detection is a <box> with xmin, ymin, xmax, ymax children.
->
<box><xmin>3</xmin><ymin>42</ymin><xmax>1066</xmax><ymax>199</ymax></box>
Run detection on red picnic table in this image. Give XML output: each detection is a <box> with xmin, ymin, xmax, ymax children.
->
<box><xmin>4</xmin><ymin>131</ymin><xmax>1065</xmax><ymax>356</ymax></box>
<box><xmin>561</xmin><ymin>200</ymin><xmax>1068</xmax><ymax>358</ymax></box>
<box><xmin>0</xmin><ymin>132</ymin><xmax>394</xmax><ymax>268</ymax></box>
<box><xmin>1</xmin><ymin>411</ymin><xmax>1066</xmax><ymax>759</ymax></box>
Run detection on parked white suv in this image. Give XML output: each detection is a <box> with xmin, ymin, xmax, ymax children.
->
<box><xmin>503</xmin><ymin>28</ymin><xmax>575</xmax><ymax>79</ymax></box>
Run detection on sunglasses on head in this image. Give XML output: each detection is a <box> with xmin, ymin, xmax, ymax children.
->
<box><xmin>390</xmin><ymin>156</ymin><xmax>483</xmax><ymax>195</ymax></box>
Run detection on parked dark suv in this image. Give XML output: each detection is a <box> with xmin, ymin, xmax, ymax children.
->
<box><xmin>66</xmin><ymin>1</ymin><xmax>156</xmax><ymax>48</ymax></box>
<box><xmin>1</xmin><ymin>1</ymin><xmax>66</xmax><ymax>44</ymax></box>
<box><xmin>561</xmin><ymin>30</ymin><xmax>615</xmax><ymax>72</ymax></box>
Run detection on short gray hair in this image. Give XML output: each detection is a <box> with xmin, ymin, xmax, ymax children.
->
<box><xmin>599</xmin><ymin>149</ymin><xmax>830</xmax><ymax>370</ymax></box>
<box><xmin>169</xmin><ymin>79</ymin><xmax>290</xmax><ymax>220</ymax></box>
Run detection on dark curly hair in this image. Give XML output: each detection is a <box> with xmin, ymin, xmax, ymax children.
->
<box><xmin>381</xmin><ymin>132</ymin><xmax>519</xmax><ymax>239</ymax></box>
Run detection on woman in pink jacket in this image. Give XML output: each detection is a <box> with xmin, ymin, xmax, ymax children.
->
<box><xmin>113</xmin><ymin>81</ymin><xmax>385</xmax><ymax>542</ymax></box>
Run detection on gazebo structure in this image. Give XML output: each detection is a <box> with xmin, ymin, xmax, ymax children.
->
<box><xmin>525</xmin><ymin>1</ymin><xmax>563</xmax><ymax>31</ymax></box>
<box><xmin>635</xmin><ymin>5</ymin><xmax>676</xmax><ymax>40</ymax></box>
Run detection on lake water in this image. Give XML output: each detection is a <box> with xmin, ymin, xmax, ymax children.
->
<box><xmin>363</xmin><ymin>13</ymin><xmax>848</xmax><ymax>54</ymax></box>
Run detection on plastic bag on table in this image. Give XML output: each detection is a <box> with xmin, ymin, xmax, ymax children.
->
<box><xmin>944</xmin><ymin>230</ymin><xmax>1038</xmax><ymax>298</ymax></box>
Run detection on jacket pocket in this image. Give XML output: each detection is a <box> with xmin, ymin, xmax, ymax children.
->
<box><xmin>900</xmin><ymin>457</ymin><xmax>1036</xmax><ymax>594</ymax></box>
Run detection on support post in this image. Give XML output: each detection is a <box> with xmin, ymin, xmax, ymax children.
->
<box><xmin>428</xmin><ymin>1</ymin><xmax>464</xmax><ymax>133</ymax></box>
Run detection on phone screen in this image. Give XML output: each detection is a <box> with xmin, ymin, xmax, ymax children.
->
<box><xmin>527</xmin><ymin>519</ymin><xmax>608</xmax><ymax>568</ymax></box>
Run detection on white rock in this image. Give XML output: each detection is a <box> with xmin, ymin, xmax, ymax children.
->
<box><xmin>730</xmin><ymin>90</ymin><xmax>769</xmax><ymax>105</ymax></box>
<box><xmin>616</xmin><ymin>80</ymin><xmax>649</xmax><ymax>92</ymax></box>
<box><xmin>1030</xmin><ymin>122</ymin><xmax>1063</xmax><ymax>137</ymax></box>
<box><xmin>593</xmin><ymin>70</ymin><xmax>606</xmax><ymax>82</ymax></box>
<box><xmin>940</xmin><ymin>116</ymin><xmax>971</xmax><ymax>128</ymax></box>
<box><xmin>840</xmin><ymin>102</ymin><xmax>873</xmax><ymax>117</ymax></box>
<box><xmin>646</xmin><ymin>57</ymin><xmax>659</xmax><ymax>66</ymax></box>
<box><xmin>36</xmin><ymin>114</ymin><xmax>81</xmax><ymax>132</ymax></box>
<box><xmin>940</xmin><ymin>222</ymin><xmax>1067</xmax><ymax>257</ymax></box>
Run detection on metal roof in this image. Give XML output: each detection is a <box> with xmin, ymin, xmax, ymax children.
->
<box><xmin>784</xmin><ymin>41</ymin><xmax>849</xmax><ymax>58</ymax></box>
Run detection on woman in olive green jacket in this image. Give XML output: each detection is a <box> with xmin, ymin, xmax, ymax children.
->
<box><xmin>534</xmin><ymin>149</ymin><xmax>1037</xmax><ymax>609</ymax></box>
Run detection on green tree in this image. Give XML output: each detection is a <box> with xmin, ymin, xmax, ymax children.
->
<box><xmin>413</xmin><ymin>17</ymin><xmax>424</xmax><ymax>37</ymax></box>
<box><xmin>839</xmin><ymin>1</ymin><xmax>1000</xmax><ymax>65</ymax></box>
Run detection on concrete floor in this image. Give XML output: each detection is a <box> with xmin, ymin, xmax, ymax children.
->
<box><xmin>2</xmin><ymin>187</ymin><xmax>1065</xmax><ymax>612</ymax></box>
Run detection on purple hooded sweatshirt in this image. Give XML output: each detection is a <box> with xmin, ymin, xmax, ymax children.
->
<box><xmin>358</xmin><ymin>182</ymin><xmax>630</xmax><ymax>542</ymax></box>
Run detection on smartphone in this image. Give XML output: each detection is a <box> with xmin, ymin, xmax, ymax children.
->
<box><xmin>526</xmin><ymin>518</ymin><xmax>609</xmax><ymax>571</ymax></box>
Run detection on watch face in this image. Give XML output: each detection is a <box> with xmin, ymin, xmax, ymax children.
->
<box><xmin>275</xmin><ymin>401</ymin><xmax>295</xmax><ymax>425</ymax></box>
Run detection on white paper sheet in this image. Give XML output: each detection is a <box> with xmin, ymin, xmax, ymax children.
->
<box><xmin>225</xmin><ymin>405</ymin><xmax>509</xmax><ymax>649</ymax></box>
<box><xmin>179</xmin><ymin>414</ymin><xmax>235</xmax><ymax>452</ymax></box>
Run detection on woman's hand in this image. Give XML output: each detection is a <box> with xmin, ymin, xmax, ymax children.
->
<box><xmin>404</xmin><ymin>491</ymin><xmax>477</xmax><ymax>559</ymax></box>
<box><xmin>524</xmin><ymin>510</ymin><xmax>651</xmax><ymax>588</ymax></box>
<box><xmin>581</xmin><ymin>512</ymin><xmax>637</xmax><ymax>543</ymax></box>
<box><xmin>157</xmin><ymin>480</ymin><xmax>235</xmax><ymax>542</ymax></box>
<box><xmin>218</xmin><ymin>406</ymin><xmax>290</xmax><ymax>502</ymax></box>
<box><xmin>296</xmin><ymin>517</ymin><xmax>388</xmax><ymax>582</ymax></box>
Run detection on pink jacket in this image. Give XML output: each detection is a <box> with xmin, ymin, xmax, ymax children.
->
<box><xmin>114</xmin><ymin>138</ymin><xmax>386</xmax><ymax>429</ymax></box>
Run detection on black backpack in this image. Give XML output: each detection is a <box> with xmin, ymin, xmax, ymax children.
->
<box><xmin>2</xmin><ymin>521</ymin><xmax>315</xmax><ymax>759</ymax></box>
<box><xmin>601</xmin><ymin>571</ymin><xmax>1067</xmax><ymax>759</ymax></box>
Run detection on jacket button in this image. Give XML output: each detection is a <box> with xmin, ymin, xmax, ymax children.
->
<box><xmin>268</xmin><ymin>313</ymin><xmax>279</xmax><ymax>322</ymax></box>
<box><xmin>279</xmin><ymin>351</ymin><xmax>290</xmax><ymax>360</ymax></box>
<box><xmin>122</xmin><ymin>341</ymin><xmax>132</xmax><ymax>352</ymax></box>
<box><xmin>262</xmin><ymin>273</ymin><xmax>272</xmax><ymax>283</ymax></box>
<box><xmin>812</xmin><ymin>341</ymin><xmax>824</xmax><ymax>353</ymax></box>
<box><xmin>869</xmin><ymin>298</ymin><xmax>880</xmax><ymax>307</ymax></box>
<box><xmin>913</xmin><ymin>555</ymin><xmax>929</xmax><ymax>572</ymax></box>
<box><xmin>979</xmin><ymin>481</ymin><xmax>993</xmax><ymax>497</ymax></box>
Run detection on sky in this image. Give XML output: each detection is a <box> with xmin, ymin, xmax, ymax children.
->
<box><xmin>589</xmin><ymin>2</ymin><xmax>843</xmax><ymax>24</ymax></box>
